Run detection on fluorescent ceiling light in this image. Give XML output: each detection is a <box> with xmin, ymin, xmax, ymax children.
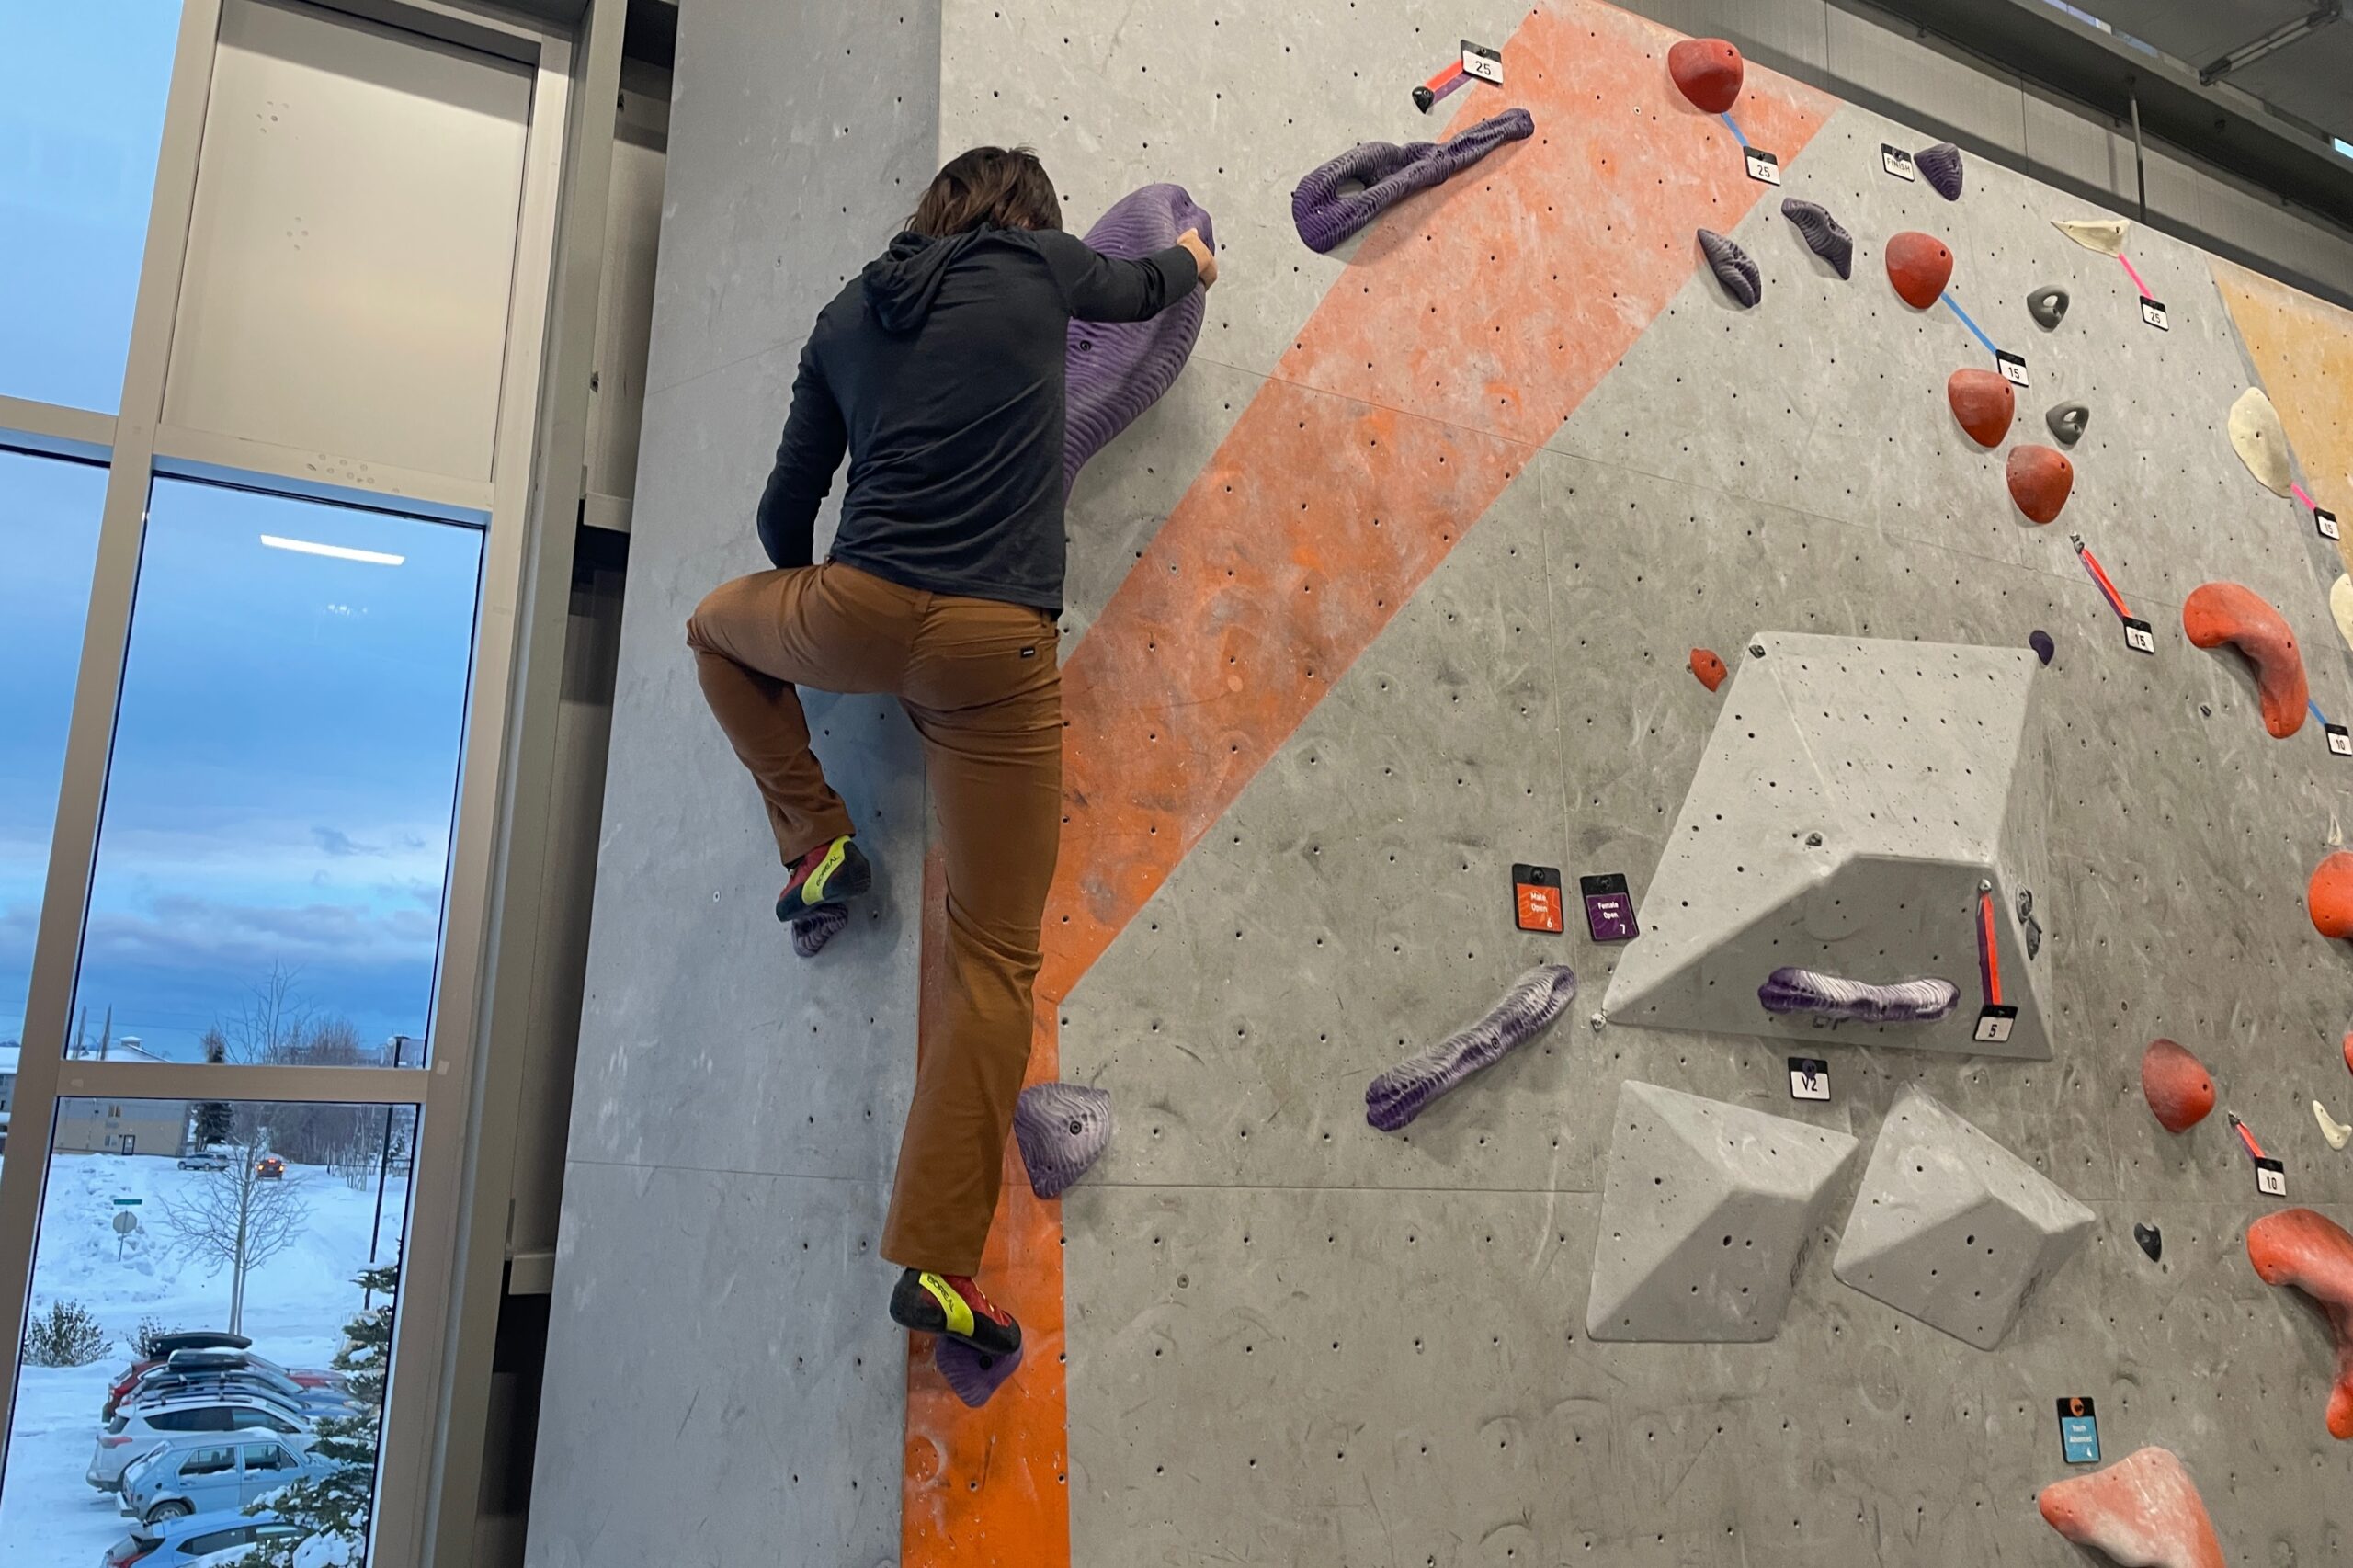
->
<box><xmin>260</xmin><ymin>533</ymin><xmax>404</xmax><ymax>566</ymax></box>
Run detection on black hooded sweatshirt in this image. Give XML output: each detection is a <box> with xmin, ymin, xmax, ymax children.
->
<box><xmin>755</xmin><ymin>225</ymin><xmax>1199</xmax><ymax>614</ymax></box>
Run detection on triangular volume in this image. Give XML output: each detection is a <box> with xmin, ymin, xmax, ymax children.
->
<box><xmin>1600</xmin><ymin>633</ymin><xmax>2052</xmax><ymax>1059</ymax></box>
<box><xmin>1832</xmin><ymin>1089</ymin><xmax>2093</xmax><ymax>1349</ymax></box>
<box><xmin>1586</xmin><ymin>1082</ymin><xmax>1859</xmax><ymax>1342</ymax></box>
<box><xmin>1014</xmin><ymin>1082</ymin><xmax>1114</xmax><ymax>1199</ymax></box>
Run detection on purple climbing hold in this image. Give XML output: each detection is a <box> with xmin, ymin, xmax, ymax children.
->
<box><xmin>1916</xmin><ymin>141</ymin><xmax>1963</xmax><ymax>200</ymax></box>
<box><xmin>1013</xmin><ymin>1082</ymin><xmax>1113</xmax><ymax>1199</ymax></box>
<box><xmin>1290</xmin><ymin>108</ymin><xmax>1535</xmax><ymax>256</ymax></box>
<box><xmin>1366</xmin><ymin>964</ymin><xmax>1577</xmax><ymax>1132</ymax></box>
<box><xmin>2029</xmin><ymin>630</ymin><xmax>2055</xmax><ymax>665</ymax></box>
<box><xmin>935</xmin><ymin>1336</ymin><xmax>1023</xmax><ymax>1408</ymax></box>
<box><xmin>1779</xmin><ymin>198</ymin><xmax>1852</xmax><ymax>279</ymax></box>
<box><xmin>1698</xmin><ymin>229</ymin><xmax>1761</xmax><ymax>308</ymax></box>
<box><xmin>791</xmin><ymin>904</ymin><xmax>849</xmax><ymax>960</ymax></box>
<box><xmin>1759</xmin><ymin>968</ymin><xmax>1958</xmax><ymax>1024</ymax></box>
<box><xmin>1064</xmin><ymin>184</ymin><xmax>1213</xmax><ymax>490</ymax></box>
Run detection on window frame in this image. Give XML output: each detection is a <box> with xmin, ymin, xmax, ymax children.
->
<box><xmin>0</xmin><ymin>3</ymin><xmax>585</xmax><ymax>1565</ymax></box>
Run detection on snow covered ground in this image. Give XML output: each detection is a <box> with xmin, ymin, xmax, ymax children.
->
<box><xmin>0</xmin><ymin>1152</ymin><xmax>408</xmax><ymax>1568</ymax></box>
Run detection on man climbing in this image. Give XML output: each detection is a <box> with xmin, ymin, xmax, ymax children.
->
<box><xmin>685</xmin><ymin>146</ymin><xmax>1215</xmax><ymax>1359</ymax></box>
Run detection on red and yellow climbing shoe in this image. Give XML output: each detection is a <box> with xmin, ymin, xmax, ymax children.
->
<box><xmin>774</xmin><ymin>835</ymin><xmax>870</xmax><ymax>924</ymax></box>
<box><xmin>890</xmin><ymin>1267</ymin><xmax>1022</xmax><ymax>1358</ymax></box>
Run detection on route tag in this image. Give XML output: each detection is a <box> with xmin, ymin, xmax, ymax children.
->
<box><xmin>2139</xmin><ymin>297</ymin><xmax>2169</xmax><ymax>331</ymax></box>
<box><xmin>2315</xmin><ymin>507</ymin><xmax>2339</xmax><ymax>541</ymax></box>
<box><xmin>2328</xmin><ymin>724</ymin><xmax>2351</xmax><ymax>757</ymax></box>
<box><xmin>1580</xmin><ymin>873</ymin><xmax>1637</xmax><ymax>943</ymax></box>
<box><xmin>1744</xmin><ymin>147</ymin><xmax>1781</xmax><ymax>185</ymax></box>
<box><xmin>1881</xmin><ymin>143</ymin><xmax>1916</xmax><ymax>181</ymax></box>
<box><xmin>1788</xmin><ymin>1057</ymin><xmax>1831</xmax><ymax>1101</ymax></box>
<box><xmin>1973</xmin><ymin>1005</ymin><xmax>2018</xmax><ymax>1044</ymax></box>
<box><xmin>2256</xmin><ymin>1156</ymin><xmax>2288</xmax><ymax>1198</ymax></box>
<box><xmin>2122</xmin><ymin>618</ymin><xmax>2156</xmax><ymax>655</ymax></box>
<box><xmin>1460</xmin><ymin>40</ymin><xmax>1503</xmax><ymax>85</ymax></box>
<box><xmin>1511</xmin><ymin>864</ymin><xmax>1563</xmax><ymax>933</ymax></box>
<box><xmin>2056</xmin><ymin>1397</ymin><xmax>2100</xmax><ymax>1465</ymax></box>
<box><xmin>1996</xmin><ymin>350</ymin><xmax>2029</xmax><ymax>388</ymax></box>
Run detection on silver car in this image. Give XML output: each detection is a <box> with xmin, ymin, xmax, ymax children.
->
<box><xmin>119</xmin><ymin>1435</ymin><xmax>331</xmax><ymax>1525</ymax></box>
<box><xmin>86</xmin><ymin>1392</ymin><xmax>312</xmax><ymax>1493</ymax></box>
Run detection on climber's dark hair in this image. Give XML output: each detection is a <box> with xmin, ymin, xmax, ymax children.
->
<box><xmin>908</xmin><ymin>146</ymin><xmax>1063</xmax><ymax>237</ymax></box>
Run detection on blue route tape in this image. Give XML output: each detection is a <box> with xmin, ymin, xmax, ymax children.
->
<box><xmin>1940</xmin><ymin>292</ymin><xmax>1999</xmax><ymax>358</ymax></box>
<box><xmin>1721</xmin><ymin>112</ymin><xmax>1748</xmax><ymax>148</ymax></box>
<box><xmin>2312</xmin><ymin>698</ymin><xmax>2330</xmax><ymax>728</ymax></box>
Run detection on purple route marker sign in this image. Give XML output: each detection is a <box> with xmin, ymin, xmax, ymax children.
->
<box><xmin>1581</xmin><ymin>873</ymin><xmax>1637</xmax><ymax>942</ymax></box>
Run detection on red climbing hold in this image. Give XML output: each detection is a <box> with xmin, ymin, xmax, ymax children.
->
<box><xmin>2245</xmin><ymin>1207</ymin><xmax>2353</xmax><ymax>1438</ymax></box>
<box><xmin>1667</xmin><ymin>38</ymin><xmax>1744</xmax><ymax>114</ymax></box>
<box><xmin>2343</xmin><ymin>1032</ymin><xmax>2353</xmax><ymax>1076</ymax></box>
<box><xmin>2182</xmin><ymin>581</ymin><xmax>2308</xmax><ymax>740</ymax></box>
<box><xmin>2038</xmin><ymin>1447</ymin><xmax>2224</xmax><ymax>1568</ymax></box>
<box><xmin>2005</xmin><ymin>446</ymin><xmax>2073</xmax><ymax>525</ymax></box>
<box><xmin>1947</xmin><ymin>369</ymin><xmax>2015</xmax><ymax>448</ymax></box>
<box><xmin>2310</xmin><ymin>851</ymin><xmax>2353</xmax><ymax>938</ymax></box>
<box><xmin>2139</xmin><ymin>1038</ymin><xmax>2216</xmax><ymax>1133</ymax></box>
<box><xmin>1688</xmin><ymin>648</ymin><xmax>1727</xmax><ymax>692</ymax></box>
<box><xmin>1884</xmin><ymin>231</ymin><xmax>1952</xmax><ymax>309</ymax></box>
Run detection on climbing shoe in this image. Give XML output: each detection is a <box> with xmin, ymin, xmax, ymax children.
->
<box><xmin>774</xmin><ymin>835</ymin><xmax>870</xmax><ymax>923</ymax></box>
<box><xmin>889</xmin><ymin>1268</ymin><xmax>1022</xmax><ymax>1358</ymax></box>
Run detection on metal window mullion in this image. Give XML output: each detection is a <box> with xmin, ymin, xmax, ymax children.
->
<box><xmin>45</xmin><ymin>1061</ymin><xmax>431</xmax><ymax>1107</ymax></box>
<box><xmin>0</xmin><ymin>0</ymin><xmax>227</xmax><ymax>1475</ymax></box>
<box><xmin>150</xmin><ymin>422</ymin><xmax>497</xmax><ymax>521</ymax></box>
<box><xmin>0</xmin><ymin>395</ymin><xmax>116</xmax><ymax>462</ymax></box>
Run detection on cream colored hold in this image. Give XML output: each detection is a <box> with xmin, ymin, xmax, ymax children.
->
<box><xmin>2333</xmin><ymin>575</ymin><xmax>2353</xmax><ymax>655</ymax></box>
<box><xmin>2052</xmin><ymin>215</ymin><xmax>2130</xmax><ymax>256</ymax></box>
<box><xmin>2228</xmin><ymin>386</ymin><xmax>2294</xmax><ymax>495</ymax></box>
<box><xmin>2318</xmin><ymin>1101</ymin><xmax>2353</xmax><ymax>1151</ymax></box>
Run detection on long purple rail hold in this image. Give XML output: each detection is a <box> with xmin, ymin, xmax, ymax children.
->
<box><xmin>1366</xmin><ymin>964</ymin><xmax>1577</xmax><ymax>1132</ymax></box>
<box><xmin>1063</xmin><ymin>183</ymin><xmax>1213</xmax><ymax>490</ymax></box>
<box><xmin>1757</xmin><ymin>967</ymin><xmax>1958</xmax><ymax>1024</ymax></box>
<box><xmin>1290</xmin><ymin>108</ymin><xmax>1536</xmax><ymax>256</ymax></box>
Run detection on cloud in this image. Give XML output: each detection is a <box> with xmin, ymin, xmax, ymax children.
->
<box><xmin>312</xmin><ymin>826</ymin><xmax>384</xmax><ymax>858</ymax></box>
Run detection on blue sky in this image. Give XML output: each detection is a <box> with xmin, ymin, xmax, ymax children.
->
<box><xmin>0</xmin><ymin>3</ymin><xmax>483</xmax><ymax>1064</ymax></box>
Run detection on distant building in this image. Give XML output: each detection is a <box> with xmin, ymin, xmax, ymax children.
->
<box><xmin>52</xmin><ymin>1098</ymin><xmax>191</xmax><ymax>1157</ymax></box>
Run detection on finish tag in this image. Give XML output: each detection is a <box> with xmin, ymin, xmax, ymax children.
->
<box><xmin>1460</xmin><ymin>40</ymin><xmax>1503</xmax><ymax>85</ymax></box>
<box><xmin>1788</xmin><ymin>1056</ymin><xmax>1831</xmax><ymax>1101</ymax></box>
<box><xmin>1511</xmin><ymin>864</ymin><xmax>1564</xmax><ymax>933</ymax></box>
<box><xmin>1881</xmin><ymin>143</ymin><xmax>1916</xmax><ymax>181</ymax></box>
<box><xmin>2139</xmin><ymin>297</ymin><xmax>2169</xmax><ymax>331</ymax></box>
<box><xmin>1996</xmin><ymin>350</ymin><xmax>2029</xmax><ymax>389</ymax></box>
<box><xmin>1744</xmin><ymin>147</ymin><xmax>1781</xmax><ymax>185</ymax></box>
<box><xmin>2316</xmin><ymin>507</ymin><xmax>2339</xmax><ymax>541</ymax></box>
<box><xmin>2056</xmin><ymin>1397</ymin><xmax>2100</xmax><ymax>1464</ymax></box>
<box><xmin>2122</xmin><ymin>618</ymin><xmax>2156</xmax><ymax>655</ymax></box>
<box><xmin>1973</xmin><ymin>1005</ymin><xmax>2018</xmax><ymax>1044</ymax></box>
<box><xmin>2256</xmin><ymin>1156</ymin><xmax>2288</xmax><ymax>1198</ymax></box>
<box><xmin>1580</xmin><ymin>873</ymin><xmax>1637</xmax><ymax>943</ymax></box>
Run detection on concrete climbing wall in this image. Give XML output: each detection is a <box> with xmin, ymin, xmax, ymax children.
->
<box><xmin>910</xmin><ymin>0</ymin><xmax>2353</xmax><ymax>1562</ymax></box>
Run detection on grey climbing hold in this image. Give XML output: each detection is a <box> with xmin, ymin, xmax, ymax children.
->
<box><xmin>1365</xmin><ymin>965</ymin><xmax>1577</xmax><ymax>1131</ymax></box>
<box><xmin>1697</xmin><ymin>228</ymin><xmax>1760</xmax><ymax>308</ymax></box>
<box><xmin>934</xmin><ymin>1337</ymin><xmax>1022</xmax><ymax>1407</ymax></box>
<box><xmin>2045</xmin><ymin>401</ymin><xmax>2088</xmax><ymax>446</ymax></box>
<box><xmin>791</xmin><ymin>904</ymin><xmax>849</xmax><ymax>960</ymax></box>
<box><xmin>1779</xmin><ymin>197</ymin><xmax>1852</xmax><ymax>280</ymax></box>
<box><xmin>2133</xmin><ymin>1222</ymin><xmax>2162</xmax><ymax>1262</ymax></box>
<box><xmin>1832</xmin><ymin>1087</ymin><xmax>2095</xmax><ymax>1349</ymax></box>
<box><xmin>1759</xmin><ymin>968</ymin><xmax>1958</xmax><ymax>1024</ymax></box>
<box><xmin>2029</xmin><ymin>630</ymin><xmax>2055</xmax><ymax>665</ymax></box>
<box><xmin>1586</xmin><ymin>1082</ymin><xmax>1860</xmax><ymax>1342</ymax></box>
<box><xmin>1916</xmin><ymin>141</ymin><xmax>1963</xmax><ymax>199</ymax></box>
<box><xmin>1290</xmin><ymin>108</ymin><xmax>1535</xmax><ymax>254</ymax></box>
<box><xmin>2027</xmin><ymin>285</ymin><xmax>2069</xmax><ymax>328</ymax></box>
<box><xmin>1013</xmin><ymin>1083</ymin><xmax>1113</xmax><ymax>1199</ymax></box>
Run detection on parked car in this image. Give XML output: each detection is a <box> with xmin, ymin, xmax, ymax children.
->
<box><xmin>253</xmin><ymin>1155</ymin><xmax>286</xmax><ymax>1180</ymax></box>
<box><xmin>120</xmin><ymin>1435</ymin><xmax>332</xmax><ymax>1525</ymax></box>
<box><xmin>86</xmin><ymin>1392</ymin><xmax>313</xmax><ymax>1493</ymax></box>
<box><xmin>100</xmin><ymin>1506</ymin><xmax>307</xmax><ymax>1565</ymax></box>
<box><xmin>122</xmin><ymin>1351</ymin><xmax>355</xmax><ymax>1418</ymax></box>
<box><xmin>104</xmin><ymin>1336</ymin><xmax>339</xmax><ymax>1420</ymax></box>
<box><xmin>175</xmin><ymin>1148</ymin><xmax>231</xmax><ymax>1172</ymax></box>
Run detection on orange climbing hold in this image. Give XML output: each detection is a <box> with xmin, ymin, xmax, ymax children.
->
<box><xmin>1688</xmin><ymin>647</ymin><xmax>1727</xmax><ymax>692</ymax></box>
<box><xmin>2310</xmin><ymin>852</ymin><xmax>2353</xmax><ymax>938</ymax></box>
<box><xmin>2005</xmin><ymin>446</ymin><xmax>2073</xmax><ymax>525</ymax></box>
<box><xmin>1667</xmin><ymin>38</ymin><xmax>1744</xmax><ymax>114</ymax></box>
<box><xmin>2245</xmin><ymin>1207</ymin><xmax>2353</xmax><ymax>1438</ymax></box>
<box><xmin>2139</xmin><ymin>1039</ymin><xmax>2215</xmax><ymax>1133</ymax></box>
<box><xmin>1884</xmin><ymin>231</ymin><xmax>1952</xmax><ymax>309</ymax></box>
<box><xmin>2038</xmin><ymin>1447</ymin><xmax>2224</xmax><ymax>1568</ymax></box>
<box><xmin>1947</xmin><ymin>369</ymin><xmax>2015</xmax><ymax>448</ymax></box>
<box><xmin>2343</xmin><ymin>1032</ymin><xmax>2353</xmax><ymax>1075</ymax></box>
<box><xmin>2182</xmin><ymin>581</ymin><xmax>2308</xmax><ymax>740</ymax></box>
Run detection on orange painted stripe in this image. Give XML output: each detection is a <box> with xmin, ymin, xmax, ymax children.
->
<box><xmin>904</xmin><ymin>5</ymin><xmax>1835</xmax><ymax>1562</ymax></box>
<box><xmin>2212</xmin><ymin>259</ymin><xmax>2353</xmax><ymax>580</ymax></box>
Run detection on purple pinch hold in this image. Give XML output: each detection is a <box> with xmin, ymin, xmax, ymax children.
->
<box><xmin>1014</xmin><ymin>1082</ymin><xmax>1114</xmax><ymax>1199</ymax></box>
<box><xmin>935</xmin><ymin>1336</ymin><xmax>1023</xmax><ymax>1408</ymax></box>
<box><xmin>791</xmin><ymin>904</ymin><xmax>849</xmax><ymax>960</ymax></box>
<box><xmin>1063</xmin><ymin>183</ymin><xmax>1214</xmax><ymax>491</ymax></box>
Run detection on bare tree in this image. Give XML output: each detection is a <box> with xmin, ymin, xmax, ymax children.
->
<box><xmin>220</xmin><ymin>961</ymin><xmax>317</xmax><ymax>1064</ymax></box>
<box><xmin>158</xmin><ymin>1119</ymin><xmax>311</xmax><ymax>1335</ymax></box>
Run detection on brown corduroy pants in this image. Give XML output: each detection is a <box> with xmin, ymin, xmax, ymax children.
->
<box><xmin>685</xmin><ymin>561</ymin><xmax>1062</xmax><ymax>1276</ymax></box>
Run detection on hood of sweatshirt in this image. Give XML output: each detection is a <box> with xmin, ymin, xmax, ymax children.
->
<box><xmin>861</xmin><ymin>229</ymin><xmax>992</xmax><ymax>334</ymax></box>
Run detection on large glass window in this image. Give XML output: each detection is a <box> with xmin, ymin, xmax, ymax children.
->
<box><xmin>74</xmin><ymin>480</ymin><xmax>483</xmax><ymax>1065</ymax></box>
<box><xmin>0</xmin><ymin>453</ymin><xmax>110</xmax><ymax>1056</ymax></box>
<box><xmin>0</xmin><ymin>3</ymin><xmax>184</xmax><ymax>414</ymax></box>
<box><xmin>1</xmin><ymin>1097</ymin><xmax>414</xmax><ymax>1567</ymax></box>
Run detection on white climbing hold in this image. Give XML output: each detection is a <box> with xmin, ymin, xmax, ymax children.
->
<box><xmin>2227</xmin><ymin>387</ymin><xmax>2294</xmax><ymax>496</ymax></box>
<box><xmin>2316</xmin><ymin>1100</ymin><xmax>2352</xmax><ymax>1151</ymax></box>
<box><xmin>2331</xmin><ymin>575</ymin><xmax>2353</xmax><ymax>657</ymax></box>
<box><xmin>2052</xmin><ymin>216</ymin><xmax>2130</xmax><ymax>256</ymax></box>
